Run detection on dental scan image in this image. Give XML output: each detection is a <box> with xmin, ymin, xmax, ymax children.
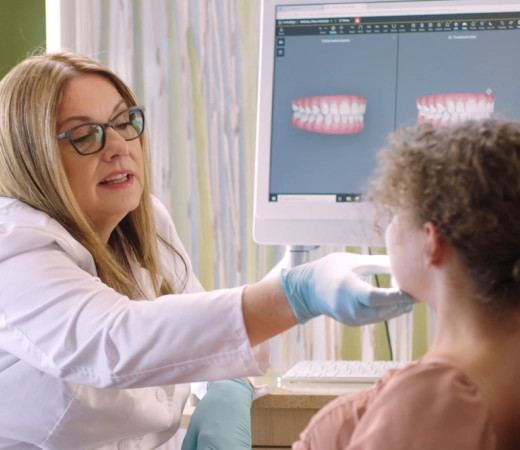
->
<box><xmin>291</xmin><ymin>95</ymin><xmax>367</xmax><ymax>134</ymax></box>
<box><xmin>416</xmin><ymin>93</ymin><xmax>495</xmax><ymax>127</ymax></box>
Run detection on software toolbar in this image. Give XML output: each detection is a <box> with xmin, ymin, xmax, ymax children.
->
<box><xmin>277</xmin><ymin>14</ymin><xmax>520</xmax><ymax>35</ymax></box>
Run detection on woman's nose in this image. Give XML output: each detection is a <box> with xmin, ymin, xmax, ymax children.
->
<box><xmin>102</xmin><ymin>127</ymin><xmax>130</xmax><ymax>159</ymax></box>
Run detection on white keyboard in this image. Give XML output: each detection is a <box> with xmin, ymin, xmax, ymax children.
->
<box><xmin>282</xmin><ymin>360</ymin><xmax>409</xmax><ymax>383</ymax></box>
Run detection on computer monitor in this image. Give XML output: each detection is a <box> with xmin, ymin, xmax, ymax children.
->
<box><xmin>253</xmin><ymin>0</ymin><xmax>520</xmax><ymax>246</ymax></box>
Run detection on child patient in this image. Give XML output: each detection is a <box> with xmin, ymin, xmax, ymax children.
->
<box><xmin>293</xmin><ymin>119</ymin><xmax>520</xmax><ymax>450</ymax></box>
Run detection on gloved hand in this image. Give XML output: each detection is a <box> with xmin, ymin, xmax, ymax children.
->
<box><xmin>280</xmin><ymin>252</ymin><xmax>415</xmax><ymax>325</ymax></box>
<box><xmin>182</xmin><ymin>378</ymin><xmax>253</xmax><ymax>450</ymax></box>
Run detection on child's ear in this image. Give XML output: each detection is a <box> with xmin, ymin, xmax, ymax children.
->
<box><xmin>423</xmin><ymin>221</ymin><xmax>444</xmax><ymax>267</ymax></box>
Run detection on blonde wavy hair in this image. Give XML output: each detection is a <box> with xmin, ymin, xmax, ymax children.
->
<box><xmin>0</xmin><ymin>51</ymin><xmax>186</xmax><ymax>298</ymax></box>
<box><xmin>369</xmin><ymin>119</ymin><xmax>520</xmax><ymax>306</ymax></box>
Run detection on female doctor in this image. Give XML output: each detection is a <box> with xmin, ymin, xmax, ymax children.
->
<box><xmin>0</xmin><ymin>51</ymin><xmax>414</xmax><ymax>449</ymax></box>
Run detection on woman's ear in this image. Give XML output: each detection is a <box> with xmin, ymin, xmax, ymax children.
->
<box><xmin>423</xmin><ymin>221</ymin><xmax>444</xmax><ymax>267</ymax></box>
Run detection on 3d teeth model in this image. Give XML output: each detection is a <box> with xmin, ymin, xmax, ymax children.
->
<box><xmin>416</xmin><ymin>93</ymin><xmax>495</xmax><ymax>127</ymax></box>
<box><xmin>291</xmin><ymin>95</ymin><xmax>367</xmax><ymax>134</ymax></box>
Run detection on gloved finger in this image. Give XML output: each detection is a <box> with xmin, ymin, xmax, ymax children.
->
<box><xmin>336</xmin><ymin>270</ymin><xmax>415</xmax><ymax>308</ymax></box>
<box><xmin>348</xmin><ymin>301</ymin><xmax>414</xmax><ymax>325</ymax></box>
<box><xmin>364</xmin><ymin>288</ymin><xmax>417</xmax><ymax>308</ymax></box>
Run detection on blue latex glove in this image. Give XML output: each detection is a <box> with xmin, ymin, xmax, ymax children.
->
<box><xmin>280</xmin><ymin>252</ymin><xmax>415</xmax><ymax>325</ymax></box>
<box><xmin>181</xmin><ymin>378</ymin><xmax>253</xmax><ymax>450</ymax></box>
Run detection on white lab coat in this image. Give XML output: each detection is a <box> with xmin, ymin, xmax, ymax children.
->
<box><xmin>0</xmin><ymin>196</ymin><xmax>269</xmax><ymax>449</ymax></box>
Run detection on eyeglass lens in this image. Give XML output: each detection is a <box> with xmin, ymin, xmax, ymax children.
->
<box><xmin>67</xmin><ymin>107</ymin><xmax>144</xmax><ymax>155</ymax></box>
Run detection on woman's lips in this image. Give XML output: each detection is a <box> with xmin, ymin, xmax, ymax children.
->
<box><xmin>99</xmin><ymin>172</ymin><xmax>134</xmax><ymax>187</ymax></box>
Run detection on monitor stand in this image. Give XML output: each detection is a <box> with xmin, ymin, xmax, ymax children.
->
<box><xmin>286</xmin><ymin>245</ymin><xmax>320</xmax><ymax>268</ymax></box>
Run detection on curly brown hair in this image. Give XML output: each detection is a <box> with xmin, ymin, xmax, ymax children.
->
<box><xmin>369</xmin><ymin>119</ymin><xmax>520</xmax><ymax>305</ymax></box>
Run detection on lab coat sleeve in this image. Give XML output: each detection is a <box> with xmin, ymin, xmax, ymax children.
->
<box><xmin>151</xmin><ymin>196</ymin><xmax>271</xmax><ymax>382</ymax></box>
<box><xmin>0</xmin><ymin>250</ymin><xmax>267</xmax><ymax>388</ymax></box>
<box><xmin>0</xmin><ymin>203</ymin><xmax>269</xmax><ymax>389</ymax></box>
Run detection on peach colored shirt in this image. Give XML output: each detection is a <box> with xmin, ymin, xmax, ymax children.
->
<box><xmin>293</xmin><ymin>360</ymin><xmax>497</xmax><ymax>449</ymax></box>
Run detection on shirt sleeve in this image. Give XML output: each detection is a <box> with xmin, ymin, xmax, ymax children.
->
<box><xmin>293</xmin><ymin>362</ymin><xmax>497</xmax><ymax>450</ymax></box>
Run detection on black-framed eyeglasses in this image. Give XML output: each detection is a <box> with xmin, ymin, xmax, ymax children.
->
<box><xmin>56</xmin><ymin>106</ymin><xmax>145</xmax><ymax>155</ymax></box>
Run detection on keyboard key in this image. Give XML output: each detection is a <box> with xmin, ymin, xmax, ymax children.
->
<box><xmin>282</xmin><ymin>360</ymin><xmax>409</xmax><ymax>383</ymax></box>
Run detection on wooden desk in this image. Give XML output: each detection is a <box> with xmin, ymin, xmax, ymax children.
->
<box><xmin>250</xmin><ymin>375</ymin><xmax>370</xmax><ymax>448</ymax></box>
<box><xmin>181</xmin><ymin>376</ymin><xmax>371</xmax><ymax>449</ymax></box>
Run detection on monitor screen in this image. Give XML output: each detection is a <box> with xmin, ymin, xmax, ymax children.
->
<box><xmin>253</xmin><ymin>0</ymin><xmax>520</xmax><ymax>246</ymax></box>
